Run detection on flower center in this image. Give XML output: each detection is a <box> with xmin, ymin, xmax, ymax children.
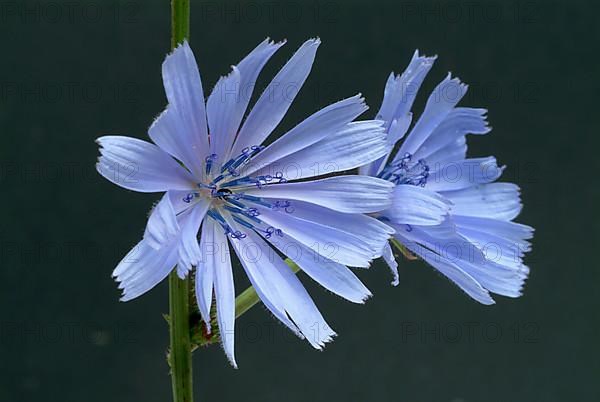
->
<box><xmin>379</xmin><ymin>152</ymin><xmax>429</xmax><ymax>187</ymax></box>
<box><xmin>181</xmin><ymin>145</ymin><xmax>292</xmax><ymax>240</ymax></box>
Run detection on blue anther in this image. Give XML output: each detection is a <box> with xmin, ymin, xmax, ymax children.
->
<box><xmin>182</xmin><ymin>192</ymin><xmax>198</xmax><ymax>203</ymax></box>
<box><xmin>220</xmin><ymin>145</ymin><xmax>264</xmax><ymax>175</ymax></box>
<box><xmin>272</xmin><ymin>200</ymin><xmax>294</xmax><ymax>213</ymax></box>
<box><xmin>205</xmin><ymin>153</ymin><xmax>218</xmax><ymax>175</ymax></box>
<box><xmin>264</xmin><ymin>226</ymin><xmax>283</xmax><ymax>239</ymax></box>
<box><xmin>245</xmin><ymin>208</ymin><xmax>260</xmax><ymax>217</ymax></box>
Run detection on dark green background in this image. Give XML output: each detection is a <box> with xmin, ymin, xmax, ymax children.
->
<box><xmin>1</xmin><ymin>0</ymin><xmax>597</xmax><ymax>401</ymax></box>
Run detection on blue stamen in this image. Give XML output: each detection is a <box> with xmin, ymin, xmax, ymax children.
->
<box><xmin>227</xmin><ymin>228</ymin><xmax>246</xmax><ymax>239</ymax></box>
<box><xmin>220</xmin><ymin>145</ymin><xmax>264</xmax><ymax>175</ymax></box>
<box><xmin>380</xmin><ymin>153</ymin><xmax>429</xmax><ymax>187</ymax></box>
<box><xmin>236</xmin><ymin>194</ymin><xmax>273</xmax><ymax>207</ymax></box>
<box><xmin>232</xmin><ymin>215</ymin><xmax>255</xmax><ymax>229</ymax></box>
<box><xmin>223</xmin><ymin>205</ymin><xmax>262</xmax><ymax>224</ymax></box>
<box><xmin>211</xmin><ymin>174</ymin><xmax>228</xmax><ymax>185</ymax></box>
<box><xmin>197</xmin><ymin>182</ymin><xmax>216</xmax><ymax>190</ymax></box>
<box><xmin>205</xmin><ymin>153</ymin><xmax>217</xmax><ymax>175</ymax></box>
<box><xmin>221</xmin><ymin>171</ymin><xmax>286</xmax><ymax>189</ymax></box>
<box><xmin>264</xmin><ymin>226</ymin><xmax>283</xmax><ymax>239</ymax></box>
<box><xmin>207</xmin><ymin>209</ymin><xmax>246</xmax><ymax>239</ymax></box>
<box><xmin>245</xmin><ymin>207</ymin><xmax>260</xmax><ymax>217</ymax></box>
<box><xmin>207</xmin><ymin>209</ymin><xmax>226</xmax><ymax>225</ymax></box>
<box><xmin>220</xmin><ymin>177</ymin><xmax>255</xmax><ymax>188</ymax></box>
<box><xmin>182</xmin><ymin>192</ymin><xmax>199</xmax><ymax>203</ymax></box>
<box><xmin>225</xmin><ymin>197</ymin><xmax>246</xmax><ymax>209</ymax></box>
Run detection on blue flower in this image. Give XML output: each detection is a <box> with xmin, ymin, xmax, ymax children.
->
<box><xmin>96</xmin><ymin>39</ymin><xmax>395</xmax><ymax>366</ymax></box>
<box><xmin>360</xmin><ymin>51</ymin><xmax>534</xmax><ymax>304</ymax></box>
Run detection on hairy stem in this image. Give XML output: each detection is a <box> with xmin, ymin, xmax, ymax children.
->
<box><xmin>169</xmin><ymin>274</ymin><xmax>194</xmax><ymax>402</ymax></box>
<box><xmin>168</xmin><ymin>1</ymin><xmax>192</xmax><ymax>402</ymax></box>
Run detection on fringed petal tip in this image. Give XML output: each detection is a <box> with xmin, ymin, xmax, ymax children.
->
<box><xmin>308</xmin><ymin>37</ymin><xmax>322</xmax><ymax>46</ymax></box>
<box><xmin>267</xmin><ymin>37</ymin><xmax>287</xmax><ymax>46</ymax></box>
<box><xmin>413</xmin><ymin>49</ymin><xmax>438</xmax><ymax>60</ymax></box>
<box><xmin>360</xmin><ymin>291</ymin><xmax>374</xmax><ymax>304</ymax></box>
<box><xmin>390</xmin><ymin>51</ymin><xmax>437</xmax><ymax>81</ymax></box>
<box><xmin>118</xmin><ymin>287</ymin><xmax>136</xmax><ymax>302</ymax></box>
<box><xmin>440</xmin><ymin>72</ymin><xmax>469</xmax><ymax>92</ymax></box>
<box><xmin>313</xmin><ymin>331</ymin><xmax>337</xmax><ymax>351</ymax></box>
<box><xmin>338</xmin><ymin>93</ymin><xmax>368</xmax><ymax>113</ymax></box>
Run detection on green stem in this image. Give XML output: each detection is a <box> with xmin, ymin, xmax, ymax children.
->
<box><xmin>169</xmin><ymin>1</ymin><xmax>192</xmax><ymax>402</ymax></box>
<box><xmin>169</xmin><ymin>274</ymin><xmax>194</xmax><ymax>402</ymax></box>
<box><xmin>171</xmin><ymin>0</ymin><xmax>190</xmax><ymax>48</ymax></box>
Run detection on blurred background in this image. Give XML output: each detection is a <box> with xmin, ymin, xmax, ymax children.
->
<box><xmin>0</xmin><ymin>0</ymin><xmax>597</xmax><ymax>401</ymax></box>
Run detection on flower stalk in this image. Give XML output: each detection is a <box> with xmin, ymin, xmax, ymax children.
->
<box><xmin>168</xmin><ymin>1</ymin><xmax>193</xmax><ymax>402</ymax></box>
<box><xmin>169</xmin><ymin>273</ymin><xmax>194</xmax><ymax>402</ymax></box>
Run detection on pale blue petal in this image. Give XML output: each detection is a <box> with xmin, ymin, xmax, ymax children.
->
<box><xmin>207</xmin><ymin>39</ymin><xmax>285</xmax><ymax>163</ymax></box>
<box><xmin>113</xmin><ymin>240</ymin><xmax>178</xmax><ymax>302</ymax></box>
<box><xmin>267</xmin><ymin>234</ymin><xmax>372</xmax><ymax>303</ymax></box>
<box><xmin>452</xmin><ymin>258</ymin><xmax>527</xmax><ymax>298</ymax></box>
<box><xmin>231</xmin><ymin>39</ymin><xmax>321</xmax><ymax>154</ymax></box>
<box><xmin>359</xmin><ymin>115</ymin><xmax>412</xmax><ymax>176</ymax></box>
<box><xmin>242</xmin><ymin>95</ymin><xmax>368</xmax><ymax>176</ymax></box>
<box><xmin>394</xmin><ymin>220</ymin><xmax>526</xmax><ymax>300</ymax></box>
<box><xmin>376</xmin><ymin>50</ymin><xmax>436</xmax><ymax>126</ymax></box>
<box><xmin>398</xmin><ymin>233</ymin><xmax>495</xmax><ymax>305</ymax></box>
<box><xmin>207</xmin><ymin>67</ymin><xmax>243</xmax><ymax>162</ymax></box>
<box><xmin>211</xmin><ymin>223</ymin><xmax>237</xmax><ymax>367</ymax></box>
<box><xmin>148</xmin><ymin>107</ymin><xmax>205</xmax><ymax>179</ymax></box>
<box><xmin>243</xmin><ymin>175</ymin><xmax>394</xmax><ymax>213</ymax></box>
<box><xmin>281</xmin><ymin>200</ymin><xmax>394</xmax><ymax>257</ymax></box>
<box><xmin>251</xmin><ymin>205</ymin><xmax>378</xmax><ymax>268</ymax></box>
<box><xmin>96</xmin><ymin>136</ymin><xmax>195</xmax><ymax>192</ymax></box>
<box><xmin>382</xmin><ymin>242</ymin><xmax>399</xmax><ymax>286</ymax></box>
<box><xmin>443</xmin><ymin>183</ymin><xmax>523</xmax><ymax>221</ymax></box>
<box><xmin>167</xmin><ymin>190</ymin><xmax>199</xmax><ymax>214</ymax></box>
<box><xmin>426</xmin><ymin>157</ymin><xmax>504</xmax><ymax>192</ymax></box>
<box><xmin>195</xmin><ymin>219</ymin><xmax>215</xmax><ymax>328</ymax></box>
<box><xmin>143</xmin><ymin>193</ymin><xmax>180</xmax><ymax>250</ymax></box>
<box><xmin>400</xmin><ymin>220</ymin><xmax>488</xmax><ymax>267</ymax></box>
<box><xmin>453</xmin><ymin>216</ymin><xmax>532</xmax><ymax>272</ymax></box>
<box><xmin>412</xmin><ymin>108</ymin><xmax>490</xmax><ymax>161</ymax></box>
<box><xmin>365</xmin><ymin>50</ymin><xmax>436</xmax><ymax>176</ymax></box>
<box><xmin>422</xmin><ymin>136</ymin><xmax>468</xmax><ymax>167</ymax></box>
<box><xmin>161</xmin><ymin>41</ymin><xmax>209</xmax><ymax>171</ymax></box>
<box><xmin>395</xmin><ymin>74</ymin><xmax>468</xmax><ymax>161</ymax></box>
<box><xmin>253</xmin><ymin>120</ymin><xmax>388</xmax><ymax>181</ymax></box>
<box><xmin>176</xmin><ymin>199</ymin><xmax>210</xmax><ymax>277</ymax></box>
<box><xmin>218</xmin><ymin>212</ymin><xmax>301</xmax><ymax>338</ymax></box>
<box><xmin>227</xmin><ymin>223</ymin><xmax>336</xmax><ymax>349</ymax></box>
<box><xmin>454</xmin><ymin>216</ymin><xmax>533</xmax><ymax>250</ymax></box>
<box><xmin>384</xmin><ymin>184</ymin><xmax>451</xmax><ymax>226</ymax></box>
